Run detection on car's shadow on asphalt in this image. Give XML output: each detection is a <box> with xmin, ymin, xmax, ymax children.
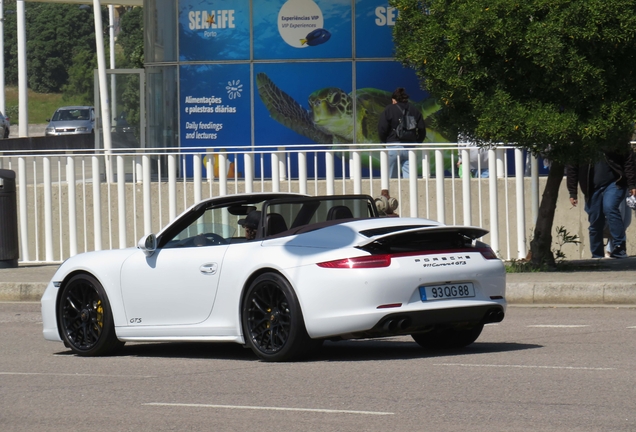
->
<box><xmin>57</xmin><ymin>338</ymin><xmax>541</xmax><ymax>362</ymax></box>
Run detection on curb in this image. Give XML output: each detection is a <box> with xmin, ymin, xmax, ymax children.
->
<box><xmin>0</xmin><ymin>283</ymin><xmax>49</xmax><ymax>302</ymax></box>
<box><xmin>506</xmin><ymin>282</ymin><xmax>636</xmax><ymax>305</ymax></box>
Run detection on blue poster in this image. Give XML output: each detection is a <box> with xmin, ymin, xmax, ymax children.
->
<box><xmin>179</xmin><ymin>0</ymin><xmax>250</xmax><ymax>61</ymax></box>
<box><xmin>253</xmin><ymin>0</ymin><xmax>352</xmax><ymax>60</ymax></box>
<box><xmin>180</xmin><ymin>64</ymin><xmax>252</xmax><ymax>178</ymax></box>
<box><xmin>254</xmin><ymin>62</ymin><xmax>353</xmax><ymax>177</ymax></box>
<box><xmin>180</xmin><ymin>64</ymin><xmax>251</xmax><ymax>147</ymax></box>
<box><xmin>255</xmin><ymin>62</ymin><xmax>353</xmax><ymax>144</ymax></box>
<box><xmin>355</xmin><ymin>1</ymin><xmax>396</xmax><ymax>58</ymax></box>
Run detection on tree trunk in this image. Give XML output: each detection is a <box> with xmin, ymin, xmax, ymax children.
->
<box><xmin>529</xmin><ymin>161</ymin><xmax>565</xmax><ymax>269</ymax></box>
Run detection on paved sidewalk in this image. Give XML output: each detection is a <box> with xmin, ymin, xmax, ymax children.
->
<box><xmin>1</xmin><ymin>258</ymin><xmax>636</xmax><ymax>305</ymax></box>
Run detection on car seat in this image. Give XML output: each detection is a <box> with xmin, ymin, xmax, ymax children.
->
<box><xmin>326</xmin><ymin>205</ymin><xmax>353</xmax><ymax>220</ymax></box>
<box><xmin>266</xmin><ymin>213</ymin><xmax>288</xmax><ymax>236</ymax></box>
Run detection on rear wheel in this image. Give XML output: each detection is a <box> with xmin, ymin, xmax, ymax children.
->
<box><xmin>412</xmin><ymin>324</ymin><xmax>484</xmax><ymax>350</ymax></box>
<box><xmin>242</xmin><ymin>273</ymin><xmax>316</xmax><ymax>361</ymax></box>
<box><xmin>57</xmin><ymin>274</ymin><xmax>123</xmax><ymax>356</ymax></box>
<box><xmin>3</xmin><ymin>127</ymin><xmax>8</xmax><ymax>138</ymax></box>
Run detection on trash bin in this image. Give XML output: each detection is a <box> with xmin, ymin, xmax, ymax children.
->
<box><xmin>0</xmin><ymin>169</ymin><xmax>19</xmax><ymax>268</ymax></box>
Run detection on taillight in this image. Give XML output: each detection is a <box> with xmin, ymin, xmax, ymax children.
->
<box><xmin>477</xmin><ymin>247</ymin><xmax>498</xmax><ymax>260</ymax></box>
<box><xmin>317</xmin><ymin>254</ymin><xmax>391</xmax><ymax>269</ymax></box>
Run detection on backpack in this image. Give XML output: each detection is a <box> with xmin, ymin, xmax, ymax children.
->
<box><xmin>395</xmin><ymin>104</ymin><xmax>419</xmax><ymax>142</ymax></box>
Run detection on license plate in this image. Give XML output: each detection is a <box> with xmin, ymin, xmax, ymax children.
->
<box><xmin>420</xmin><ymin>283</ymin><xmax>475</xmax><ymax>301</ymax></box>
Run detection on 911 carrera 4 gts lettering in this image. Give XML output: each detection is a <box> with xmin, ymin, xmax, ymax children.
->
<box><xmin>422</xmin><ymin>261</ymin><xmax>467</xmax><ymax>267</ymax></box>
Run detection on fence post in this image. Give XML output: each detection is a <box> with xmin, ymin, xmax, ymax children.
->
<box><xmin>515</xmin><ymin>148</ymin><xmax>526</xmax><ymax>259</ymax></box>
<box><xmin>115</xmin><ymin>155</ymin><xmax>126</xmax><ymax>249</ymax></box>
<box><xmin>461</xmin><ymin>148</ymin><xmax>471</xmax><ymax>225</ymax></box>
<box><xmin>67</xmin><ymin>156</ymin><xmax>78</xmax><ymax>256</ymax></box>
<box><xmin>352</xmin><ymin>150</ymin><xmax>361</xmax><ymax>194</ymax></box>
<box><xmin>17</xmin><ymin>157</ymin><xmax>29</xmax><ymax>261</ymax></box>
<box><xmin>92</xmin><ymin>155</ymin><xmax>102</xmax><ymax>251</ymax></box>
<box><xmin>142</xmin><ymin>153</ymin><xmax>151</xmax><ymax>235</ymax></box>
<box><xmin>435</xmin><ymin>149</ymin><xmax>445</xmax><ymax>223</ymax></box>
<box><xmin>408</xmin><ymin>149</ymin><xmax>418</xmax><ymax>217</ymax></box>
<box><xmin>488</xmin><ymin>148</ymin><xmax>499</xmax><ymax>256</ymax></box>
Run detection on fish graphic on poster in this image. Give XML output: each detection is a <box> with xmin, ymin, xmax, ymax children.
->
<box><xmin>300</xmin><ymin>28</ymin><xmax>331</xmax><ymax>46</ymax></box>
<box><xmin>278</xmin><ymin>0</ymin><xmax>325</xmax><ymax>48</ymax></box>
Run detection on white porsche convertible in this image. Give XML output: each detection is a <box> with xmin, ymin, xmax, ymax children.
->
<box><xmin>41</xmin><ymin>193</ymin><xmax>506</xmax><ymax>361</ymax></box>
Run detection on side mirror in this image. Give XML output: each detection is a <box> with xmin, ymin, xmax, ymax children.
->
<box><xmin>138</xmin><ymin>233</ymin><xmax>157</xmax><ymax>257</ymax></box>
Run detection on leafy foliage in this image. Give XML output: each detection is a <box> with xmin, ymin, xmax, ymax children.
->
<box><xmin>552</xmin><ymin>226</ymin><xmax>581</xmax><ymax>262</ymax></box>
<box><xmin>115</xmin><ymin>7</ymin><xmax>144</xmax><ymax>133</ymax></box>
<box><xmin>62</xmin><ymin>50</ymin><xmax>98</xmax><ymax>105</ymax></box>
<box><xmin>390</xmin><ymin>0</ymin><xmax>636</xmax><ymax>163</ymax></box>
<box><xmin>3</xmin><ymin>2</ymin><xmax>144</xmax><ymax>126</ymax></box>
<box><xmin>117</xmin><ymin>7</ymin><xmax>144</xmax><ymax>69</ymax></box>
<box><xmin>3</xmin><ymin>1</ymin><xmax>105</xmax><ymax>93</ymax></box>
<box><xmin>391</xmin><ymin>0</ymin><xmax>636</xmax><ymax>267</ymax></box>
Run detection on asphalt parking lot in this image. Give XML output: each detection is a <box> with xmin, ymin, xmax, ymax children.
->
<box><xmin>1</xmin><ymin>303</ymin><xmax>634</xmax><ymax>432</ymax></box>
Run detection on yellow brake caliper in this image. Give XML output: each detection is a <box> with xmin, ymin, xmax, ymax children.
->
<box><xmin>95</xmin><ymin>300</ymin><xmax>104</xmax><ymax>328</ymax></box>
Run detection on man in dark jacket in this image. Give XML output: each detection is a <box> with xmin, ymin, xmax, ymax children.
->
<box><xmin>378</xmin><ymin>88</ymin><xmax>426</xmax><ymax>178</ymax></box>
<box><xmin>566</xmin><ymin>146</ymin><xmax>636</xmax><ymax>258</ymax></box>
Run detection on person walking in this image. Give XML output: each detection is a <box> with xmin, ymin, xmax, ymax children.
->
<box><xmin>567</xmin><ymin>144</ymin><xmax>636</xmax><ymax>258</ymax></box>
<box><xmin>378</xmin><ymin>88</ymin><xmax>426</xmax><ymax>178</ymax></box>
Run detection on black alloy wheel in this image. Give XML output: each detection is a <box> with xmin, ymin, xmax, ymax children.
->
<box><xmin>242</xmin><ymin>273</ymin><xmax>317</xmax><ymax>362</ymax></box>
<box><xmin>57</xmin><ymin>274</ymin><xmax>123</xmax><ymax>356</ymax></box>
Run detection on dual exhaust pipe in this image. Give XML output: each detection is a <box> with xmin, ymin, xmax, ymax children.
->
<box><xmin>382</xmin><ymin>307</ymin><xmax>504</xmax><ymax>333</ymax></box>
<box><xmin>483</xmin><ymin>308</ymin><xmax>505</xmax><ymax>324</ymax></box>
<box><xmin>383</xmin><ymin>317</ymin><xmax>411</xmax><ymax>332</ymax></box>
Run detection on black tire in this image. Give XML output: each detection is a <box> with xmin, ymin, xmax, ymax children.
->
<box><xmin>57</xmin><ymin>274</ymin><xmax>124</xmax><ymax>356</ymax></box>
<box><xmin>3</xmin><ymin>127</ymin><xmax>8</xmax><ymax>139</ymax></box>
<box><xmin>242</xmin><ymin>273</ymin><xmax>316</xmax><ymax>362</ymax></box>
<box><xmin>412</xmin><ymin>323</ymin><xmax>484</xmax><ymax>350</ymax></box>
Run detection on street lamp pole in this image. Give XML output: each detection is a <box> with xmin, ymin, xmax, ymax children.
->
<box><xmin>109</xmin><ymin>4</ymin><xmax>116</xmax><ymax>124</ymax></box>
<box><xmin>92</xmin><ymin>0</ymin><xmax>113</xmax><ymax>183</ymax></box>
<box><xmin>0</xmin><ymin>0</ymin><xmax>5</xmax><ymax>116</ymax></box>
<box><xmin>17</xmin><ymin>0</ymin><xmax>27</xmax><ymax>137</ymax></box>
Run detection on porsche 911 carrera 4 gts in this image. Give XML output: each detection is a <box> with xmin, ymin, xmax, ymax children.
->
<box><xmin>41</xmin><ymin>193</ymin><xmax>506</xmax><ymax>361</ymax></box>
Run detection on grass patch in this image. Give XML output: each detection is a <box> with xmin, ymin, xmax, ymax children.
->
<box><xmin>505</xmin><ymin>260</ymin><xmax>551</xmax><ymax>273</ymax></box>
<box><xmin>4</xmin><ymin>86</ymin><xmax>87</xmax><ymax>125</ymax></box>
<box><xmin>505</xmin><ymin>259</ymin><xmax>608</xmax><ymax>273</ymax></box>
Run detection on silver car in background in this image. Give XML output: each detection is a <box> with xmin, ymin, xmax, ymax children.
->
<box><xmin>45</xmin><ymin>106</ymin><xmax>95</xmax><ymax>136</ymax></box>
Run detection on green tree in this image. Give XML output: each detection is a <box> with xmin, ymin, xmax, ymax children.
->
<box><xmin>62</xmin><ymin>50</ymin><xmax>98</xmax><ymax>105</ymax></box>
<box><xmin>114</xmin><ymin>7</ymin><xmax>144</xmax><ymax>138</ymax></box>
<box><xmin>117</xmin><ymin>7</ymin><xmax>144</xmax><ymax>69</ymax></box>
<box><xmin>30</xmin><ymin>3</ymin><xmax>104</xmax><ymax>93</ymax></box>
<box><xmin>391</xmin><ymin>0</ymin><xmax>636</xmax><ymax>267</ymax></box>
<box><xmin>3</xmin><ymin>1</ymin><xmax>105</xmax><ymax>92</ymax></box>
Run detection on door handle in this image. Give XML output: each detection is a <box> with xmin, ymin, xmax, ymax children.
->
<box><xmin>199</xmin><ymin>263</ymin><xmax>218</xmax><ymax>275</ymax></box>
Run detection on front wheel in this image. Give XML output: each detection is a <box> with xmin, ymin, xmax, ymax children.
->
<box><xmin>241</xmin><ymin>273</ymin><xmax>316</xmax><ymax>362</ymax></box>
<box><xmin>412</xmin><ymin>324</ymin><xmax>484</xmax><ymax>350</ymax></box>
<box><xmin>57</xmin><ymin>274</ymin><xmax>123</xmax><ymax>356</ymax></box>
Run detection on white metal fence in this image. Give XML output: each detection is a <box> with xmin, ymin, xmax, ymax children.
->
<box><xmin>0</xmin><ymin>143</ymin><xmax>543</xmax><ymax>264</ymax></box>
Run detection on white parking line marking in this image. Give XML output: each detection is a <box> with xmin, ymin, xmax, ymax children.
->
<box><xmin>527</xmin><ymin>325</ymin><xmax>589</xmax><ymax>328</ymax></box>
<box><xmin>0</xmin><ymin>372</ymin><xmax>156</xmax><ymax>378</ymax></box>
<box><xmin>144</xmin><ymin>403</ymin><xmax>394</xmax><ymax>416</ymax></box>
<box><xmin>627</xmin><ymin>326</ymin><xmax>636</xmax><ymax>329</ymax></box>
<box><xmin>434</xmin><ymin>363</ymin><xmax>614</xmax><ymax>371</ymax></box>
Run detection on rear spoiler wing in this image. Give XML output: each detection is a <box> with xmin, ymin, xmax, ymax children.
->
<box><xmin>356</xmin><ymin>225</ymin><xmax>489</xmax><ymax>248</ymax></box>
